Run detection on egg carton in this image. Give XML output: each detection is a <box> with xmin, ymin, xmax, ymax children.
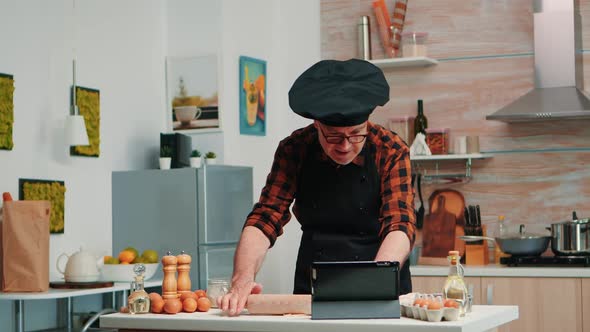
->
<box><xmin>401</xmin><ymin>305</ymin><xmax>460</xmax><ymax>322</ymax></box>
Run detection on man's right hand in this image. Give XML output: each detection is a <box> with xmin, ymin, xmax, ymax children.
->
<box><xmin>217</xmin><ymin>278</ymin><xmax>263</xmax><ymax>316</ymax></box>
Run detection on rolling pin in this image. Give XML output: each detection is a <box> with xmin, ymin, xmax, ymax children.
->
<box><xmin>246</xmin><ymin>294</ymin><xmax>311</xmax><ymax>315</ymax></box>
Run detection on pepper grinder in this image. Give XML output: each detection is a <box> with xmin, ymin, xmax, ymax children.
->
<box><xmin>161</xmin><ymin>251</ymin><xmax>178</xmax><ymax>300</ymax></box>
<box><xmin>176</xmin><ymin>250</ymin><xmax>192</xmax><ymax>295</ymax></box>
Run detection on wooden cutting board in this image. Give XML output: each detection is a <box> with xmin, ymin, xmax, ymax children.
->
<box><xmin>50</xmin><ymin>281</ymin><xmax>114</xmax><ymax>289</ymax></box>
<box><xmin>421</xmin><ymin>194</ymin><xmax>458</xmax><ymax>259</ymax></box>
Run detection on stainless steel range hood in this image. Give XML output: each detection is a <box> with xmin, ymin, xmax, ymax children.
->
<box><xmin>486</xmin><ymin>0</ymin><xmax>590</xmax><ymax>122</ymax></box>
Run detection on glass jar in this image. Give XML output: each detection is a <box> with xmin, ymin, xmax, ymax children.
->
<box><xmin>401</xmin><ymin>31</ymin><xmax>429</xmax><ymax>57</ymax></box>
<box><xmin>425</xmin><ymin>128</ymin><xmax>449</xmax><ymax>154</ymax></box>
<box><xmin>207</xmin><ymin>278</ymin><xmax>230</xmax><ymax>308</ymax></box>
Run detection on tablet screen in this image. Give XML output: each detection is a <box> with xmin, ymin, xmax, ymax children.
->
<box><xmin>311</xmin><ymin>261</ymin><xmax>400</xmax><ymax>301</ymax></box>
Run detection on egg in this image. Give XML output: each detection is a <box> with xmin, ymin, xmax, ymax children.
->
<box><xmin>149</xmin><ymin>292</ymin><xmax>163</xmax><ymax>302</ymax></box>
<box><xmin>427</xmin><ymin>301</ymin><xmax>442</xmax><ymax>310</ymax></box>
<box><xmin>151</xmin><ymin>298</ymin><xmax>165</xmax><ymax>313</ymax></box>
<box><xmin>197</xmin><ymin>297</ymin><xmax>211</xmax><ymax>312</ymax></box>
<box><xmin>183</xmin><ymin>298</ymin><xmax>198</xmax><ymax>313</ymax></box>
<box><xmin>180</xmin><ymin>292</ymin><xmax>198</xmax><ymax>302</ymax></box>
<box><xmin>164</xmin><ymin>299</ymin><xmax>182</xmax><ymax>314</ymax></box>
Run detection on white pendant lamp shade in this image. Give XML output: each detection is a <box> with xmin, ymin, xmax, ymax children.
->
<box><xmin>66</xmin><ymin>114</ymin><xmax>89</xmax><ymax>146</ymax></box>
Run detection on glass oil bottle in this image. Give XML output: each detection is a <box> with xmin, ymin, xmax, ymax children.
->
<box><xmin>443</xmin><ymin>250</ymin><xmax>468</xmax><ymax>316</ymax></box>
<box><xmin>128</xmin><ymin>263</ymin><xmax>151</xmax><ymax>314</ymax></box>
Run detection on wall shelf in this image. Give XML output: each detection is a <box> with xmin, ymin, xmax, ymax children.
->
<box><xmin>370</xmin><ymin>56</ymin><xmax>438</xmax><ymax>69</ymax></box>
<box><xmin>410</xmin><ymin>153</ymin><xmax>493</xmax><ymax>183</ymax></box>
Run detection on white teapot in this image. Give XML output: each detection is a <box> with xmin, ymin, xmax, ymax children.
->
<box><xmin>56</xmin><ymin>246</ymin><xmax>103</xmax><ymax>282</ymax></box>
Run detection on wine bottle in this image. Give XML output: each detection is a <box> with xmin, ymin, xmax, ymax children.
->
<box><xmin>414</xmin><ymin>99</ymin><xmax>428</xmax><ymax>136</ymax></box>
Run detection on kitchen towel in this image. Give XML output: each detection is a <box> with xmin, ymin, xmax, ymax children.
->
<box><xmin>1</xmin><ymin>200</ymin><xmax>50</xmax><ymax>292</ymax></box>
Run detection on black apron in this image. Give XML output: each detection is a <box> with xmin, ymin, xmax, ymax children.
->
<box><xmin>293</xmin><ymin>139</ymin><xmax>412</xmax><ymax>295</ymax></box>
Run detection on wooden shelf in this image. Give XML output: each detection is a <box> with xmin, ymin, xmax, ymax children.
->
<box><xmin>411</xmin><ymin>153</ymin><xmax>493</xmax><ymax>183</ymax></box>
<box><xmin>370</xmin><ymin>56</ymin><xmax>438</xmax><ymax>69</ymax></box>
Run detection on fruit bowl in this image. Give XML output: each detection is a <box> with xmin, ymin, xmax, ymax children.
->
<box><xmin>100</xmin><ymin>263</ymin><xmax>159</xmax><ymax>282</ymax></box>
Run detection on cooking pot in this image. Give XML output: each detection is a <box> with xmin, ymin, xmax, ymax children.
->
<box><xmin>56</xmin><ymin>246</ymin><xmax>103</xmax><ymax>282</ymax></box>
<box><xmin>460</xmin><ymin>224</ymin><xmax>551</xmax><ymax>256</ymax></box>
<box><xmin>550</xmin><ymin>211</ymin><xmax>590</xmax><ymax>256</ymax></box>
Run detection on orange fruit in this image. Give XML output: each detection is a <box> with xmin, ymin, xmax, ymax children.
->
<box><xmin>149</xmin><ymin>292</ymin><xmax>163</xmax><ymax>302</ymax></box>
<box><xmin>183</xmin><ymin>298</ymin><xmax>197</xmax><ymax>313</ymax></box>
<box><xmin>118</xmin><ymin>250</ymin><xmax>136</xmax><ymax>263</ymax></box>
<box><xmin>197</xmin><ymin>297</ymin><xmax>211</xmax><ymax>312</ymax></box>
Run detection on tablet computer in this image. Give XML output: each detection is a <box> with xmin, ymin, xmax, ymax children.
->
<box><xmin>311</xmin><ymin>261</ymin><xmax>400</xmax><ymax>301</ymax></box>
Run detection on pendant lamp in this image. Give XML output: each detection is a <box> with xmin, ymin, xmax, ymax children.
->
<box><xmin>65</xmin><ymin>0</ymin><xmax>88</xmax><ymax>147</ymax></box>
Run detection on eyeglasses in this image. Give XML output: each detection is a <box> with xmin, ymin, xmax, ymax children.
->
<box><xmin>318</xmin><ymin>125</ymin><xmax>368</xmax><ymax>144</ymax></box>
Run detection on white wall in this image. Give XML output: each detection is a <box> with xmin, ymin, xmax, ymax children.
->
<box><xmin>0</xmin><ymin>0</ymin><xmax>320</xmax><ymax>329</ymax></box>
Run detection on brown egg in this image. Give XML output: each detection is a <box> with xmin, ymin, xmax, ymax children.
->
<box><xmin>197</xmin><ymin>297</ymin><xmax>211</xmax><ymax>312</ymax></box>
<box><xmin>151</xmin><ymin>298</ymin><xmax>165</xmax><ymax>314</ymax></box>
<box><xmin>180</xmin><ymin>292</ymin><xmax>198</xmax><ymax>302</ymax></box>
<box><xmin>149</xmin><ymin>292</ymin><xmax>163</xmax><ymax>302</ymax></box>
<box><xmin>164</xmin><ymin>299</ymin><xmax>182</xmax><ymax>314</ymax></box>
<box><xmin>194</xmin><ymin>289</ymin><xmax>207</xmax><ymax>298</ymax></box>
<box><xmin>183</xmin><ymin>298</ymin><xmax>198</xmax><ymax>313</ymax></box>
<box><xmin>119</xmin><ymin>306</ymin><xmax>129</xmax><ymax>313</ymax></box>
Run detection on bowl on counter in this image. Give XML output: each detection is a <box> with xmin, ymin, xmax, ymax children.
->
<box><xmin>100</xmin><ymin>263</ymin><xmax>159</xmax><ymax>282</ymax></box>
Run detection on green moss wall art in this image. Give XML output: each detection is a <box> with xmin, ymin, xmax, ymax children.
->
<box><xmin>19</xmin><ymin>179</ymin><xmax>66</xmax><ymax>234</ymax></box>
<box><xmin>71</xmin><ymin>86</ymin><xmax>100</xmax><ymax>157</ymax></box>
<box><xmin>0</xmin><ymin>73</ymin><xmax>15</xmax><ymax>150</ymax></box>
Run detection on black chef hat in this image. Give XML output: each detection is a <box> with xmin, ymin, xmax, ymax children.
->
<box><xmin>288</xmin><ymin>58</ymin><xmax>389</xmax><ymax>127</ymax></box>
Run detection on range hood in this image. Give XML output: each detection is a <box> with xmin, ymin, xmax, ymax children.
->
<box><xmin>486</xmin><ymin>0</ymin><xmax>590</xmax><ymax>122</ymax></box>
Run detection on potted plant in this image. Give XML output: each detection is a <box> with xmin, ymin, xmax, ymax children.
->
<box><xmin>190</xmin><ymin>149</ymin><xmax>202</xmax><ymax>168</ymax></box>
<box><xmin>159</xmin><ymin>145</ymin><xmax>172</xmax><ymax>170</ymax></box>
<box><xmin>205</xmin><ymin>151</ymin><xmax>217</xmax><ymax>165</ymax></box>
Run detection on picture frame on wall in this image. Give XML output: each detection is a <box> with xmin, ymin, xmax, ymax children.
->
<box><xmin>19</xmin><ymin>178</ymin><xmax>66</xmax><ymax>234</ymax></box>
<box><xmin>239</xmin><ymin>56</ymin><xmax>266</xmax><ymax>136</ymax></box>
<box><xmin>70</xmin><ymin>86</ymin><xmax>100</xmax><ymax>157</ymax></box>
<box><xmin>165</xmin><ymin>55</ymin><xmax>220</xmax><ymax>133</ymax></box>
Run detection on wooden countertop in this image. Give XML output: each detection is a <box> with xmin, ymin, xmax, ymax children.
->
<box><xmin>411</xmin><ymin>265</ymin><xmax>590</xmax><ymax>278</ymax></box>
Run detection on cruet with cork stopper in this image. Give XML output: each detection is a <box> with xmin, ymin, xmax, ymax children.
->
<box><xmin>127</xmin><ymin>263</ymin><xmax>150</xmax><ymax>314</ymax></box>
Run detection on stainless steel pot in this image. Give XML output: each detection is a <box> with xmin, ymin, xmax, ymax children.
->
<box><xmin>550</xmin><ymin>212</ymin><xmax>590</xmax><ymax>256</ymax></box>
<box><xmin>460</xmin><ymin>224</ymin><xmax>551</xmax><ymax>256</ymax></box>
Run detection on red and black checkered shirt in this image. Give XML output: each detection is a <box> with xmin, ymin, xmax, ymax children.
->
<box><xmin>244</xmin><ymin>122</ymin><xmax>416</xmax><ymax>248</ymax></box>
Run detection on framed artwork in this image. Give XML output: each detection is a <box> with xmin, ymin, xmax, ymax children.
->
<box><xmin>239</xmin><ymin>56</ymin><xmax>266</xmax><ymax>136</ymax></box>
<box><xmin>166</xmin><ymin>55</ymin><xmax>220</xmax><ymax>133</ymax></box>
<box><xmin>0</xmin><ymin>73</ymin><xmax>14</xmax><ymax>150</ymax></box>
<box><xmin>19</xmin><ymin>178</ymin><xmax>66</xmax><ymax>234</ymax></box>
<box><xmin>70</xmin><ymin>86</ymin><xmax>100</xmax><ymax>157</ymax></box>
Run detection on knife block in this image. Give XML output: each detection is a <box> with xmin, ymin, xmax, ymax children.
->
<box><xmin>465</xmin><ymin>225</ymin><xmax>489</xmax><ymax>265</ymax></box>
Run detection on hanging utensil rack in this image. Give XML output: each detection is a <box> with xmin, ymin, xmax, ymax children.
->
<box><xmin>411</xmin><ymin>153</ymin><xmax>492</xmax><ymax>184</ymax></box>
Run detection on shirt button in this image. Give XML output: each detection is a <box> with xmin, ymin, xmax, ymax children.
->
<box><xmin>361</xmin><ymin>175</ymin><xmax>367</xmax><ymax>182</ymax></box>
<box><xmin>354</xmin><ymin>255</ymin><xmax>360</xmax><ymax>261</ymax></box>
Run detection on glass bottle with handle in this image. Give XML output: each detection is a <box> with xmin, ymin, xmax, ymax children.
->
<box><xmin>443</xmin><ymin>250</ymin><xmax>469</xmax><ymax>316</ymax></box>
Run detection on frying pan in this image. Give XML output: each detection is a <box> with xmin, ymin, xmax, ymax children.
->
<box><xmin>460</xmin><ymin>224</ymin><xmax>551</xmax><ymax>256</ymax></box>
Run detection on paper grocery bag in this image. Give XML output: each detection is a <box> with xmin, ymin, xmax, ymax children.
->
<box><xmin>1</xmin><ymin>200</ymin><xmax>51</xmax><ymax>292</ymax></box>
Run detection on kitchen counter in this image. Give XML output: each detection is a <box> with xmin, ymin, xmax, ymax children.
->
<box><xmin>100</xmin><ymin>305</ymin><xmax>518</xmax><ymax>332</ymax></box>
<box><xmin>411</xmin><ymin>265</ymin><xmax>590</xmax><ymax>278</ymax></box>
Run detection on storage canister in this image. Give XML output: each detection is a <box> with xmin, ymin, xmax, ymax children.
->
<box><xmin>401</xmin><ymin>31</ymin><xmax>428</xmax><ymax>57</ymax></box>
<box><xmin>425</xmin><ymin>128</ymin><xmax>449</xmax><ymax>154</ymax></box>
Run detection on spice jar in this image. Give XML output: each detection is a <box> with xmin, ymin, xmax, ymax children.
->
<box><xmin>425</xmin><ymin>128</ymin><xmax>449</xmax><ymax>154</ymax></box>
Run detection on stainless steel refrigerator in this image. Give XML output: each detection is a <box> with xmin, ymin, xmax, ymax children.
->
<box><xmin>112</xmin><ymin>165</ymin><xmax>253</xmax><ymax>289</ymax></box>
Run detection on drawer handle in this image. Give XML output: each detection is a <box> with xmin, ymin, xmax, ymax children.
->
<box><xmin>486</xmin><ymin>284</ymin><xmax>494</xmax><ymax>305</ymax></box>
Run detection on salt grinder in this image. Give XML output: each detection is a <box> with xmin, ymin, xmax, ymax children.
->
<box><xmin>162</xmin><ymin>251</ymin><xmax>179</xmax><ymax>300</ymax></box>
<box><xmin>176</xmin><ymin>250</ymin><xmax>192</xmax><ymax>295</ymax></box>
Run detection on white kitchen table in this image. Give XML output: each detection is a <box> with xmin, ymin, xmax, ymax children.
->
<box><xmin>101</xmin><ymin>305</ymin><xmax>518</xmax><ymax>332</ymax></box>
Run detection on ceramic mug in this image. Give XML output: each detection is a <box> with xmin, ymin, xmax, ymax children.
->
<box><xmin>174</xmin><ymin>106</ymin><xmax>202</xmax><ymax>124</ymax></box>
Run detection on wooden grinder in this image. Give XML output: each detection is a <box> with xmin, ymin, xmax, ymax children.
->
<box><xmin>161</xmin><ymin>251</ymin><xmax>182</xmax><ymax>313</ymax></box>
<box><xmin>176</xmin><ymin>251</ymin><xmax>192</xmax><ymax>296</ymax></box>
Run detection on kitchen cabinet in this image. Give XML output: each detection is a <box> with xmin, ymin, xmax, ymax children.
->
<box><xmin>112</xmin><ymin>166</ymin><xmax>253</xmax><ymax>289</ymax></box>
<box><xmin>413</xmin><ymin>275</ymin><xmax>585</xmax><ymax>332</ymax></box>
<box><xmin>583</xmin><ymin>279</ymin><xmax>590</xmax><ymax>332</ymax></box>
<box><xmin>481</xmin><ymin>277</ymin><xmax>582</xmax><ymax>332</ymax></box>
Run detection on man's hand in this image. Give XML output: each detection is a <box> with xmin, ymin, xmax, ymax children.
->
<box><xmin>217</xmin><ymin>278</ymin><xmax>263</xmax><ymax>316</ymax></box>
